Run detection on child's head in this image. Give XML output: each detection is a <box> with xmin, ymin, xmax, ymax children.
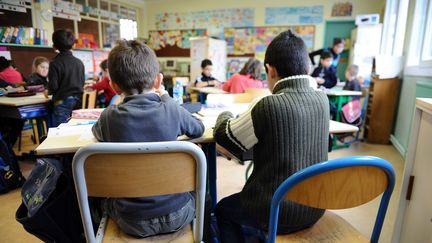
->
<box><xmin>52</xmin><ymin>29</ymin><xmax>75</xmax><ymax>52</ymax></box>
<box><xmin>108</xmin><ymin>40</ymin><xmax>160</xmax><ymax>95</ymax></box>
<box><xmin>264</xmin><ymin>30</ymin><xmax>310</xmax><ymax>88</ymax></box>
<box><xmin>345</xmin><ymin>64</ymin><xmax>359</xmax><ymax>81</ymax></box>
<box><xmin>332</xmin><ymin>38</ymin><xmax>345</xmax><ymax>55</ymax></box>
<box><xmin>99</xmin><ymin>59</ymin><xmax>108</xmax><ymax>76</ymax></box>
<box><xmin>201</xmin><ymin>59</ymin><xmax>213</xmax><ymax>77</ymax></box>
<box><xmin>0</xmin><ymin>56</ymin><xmax>10</xmax><ymax>72</ymax></box>
<box><xmin>239</xmin><ymin>58</ymin><xmax>262</xmax><ymax>80</ymax></box>
<box><xmin>32</xmin><ymin>56</ymin><xmax>49</xmax><ymax>77</ymax></box>
<box><xmin>320</xmin><ymin>51</ymin><xmax>333</xmax><ymax>68</ymax></box>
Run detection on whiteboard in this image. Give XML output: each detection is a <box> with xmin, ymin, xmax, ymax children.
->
<box><xmin>72</xmin><ymin>50</ymin><xmax>94</xmax><ymax>77</ymax></box>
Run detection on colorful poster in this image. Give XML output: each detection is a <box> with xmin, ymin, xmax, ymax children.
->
<box><xmin>224</xmin><ymin>25</ymin><xmax>315</xmax><ymax>56</ymax></box>
<box><xmin>147</xmin><ymin>29</ymin><xmax>207</xmax><ymax>50</ymax></box>
<box><xmin>156</xmin><ymin>8</ymin><xmax>254</xmax><ymax>38</ymax></box>
<box><xmin>265</xmin><ymin>6</ymin><xmax>323</xmax><ymax>25</ymax></box>
<box><xmin>332</xmin><ymin>1</ymin><xmax>353</xmax><ymax>17</ymax></box>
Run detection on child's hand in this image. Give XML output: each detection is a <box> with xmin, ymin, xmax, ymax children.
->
<box><xmin>213</xmin><ymin>80</ymin><xmax>222</xmax><ymax>87</ymax></box>
<box><xmin>315</xmin><ymin>77</ymin><xmax>325</xmax><ymax>84</ymax></box>
<box><xmin>155</xmin><ymin>85</ymin><xmax>168</xmax><ymax>96</ymax></box>
<box><xmin>43</xmin><ymin>90</ymin><xmax>49</xmax><ymax>98</ymax></box>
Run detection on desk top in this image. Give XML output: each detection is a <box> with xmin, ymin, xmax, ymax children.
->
<box><xmin>0</xmin><ymin>93</ymin><xmax>51</xmax><ymax>106</ymax></box>
<box><xmin>416</xmin><ymin>98</ymin><xmax>432</xmax><ymax>113</ymax></box>
<box><xmin>188</xmin><ymin>87</ymin><xmax>227</xmax><ymax>94</ymax></box>
<box><xmin>324</xmin><ymin>89</ymin><xmax>362</xmax><ymax>96</ymax></box>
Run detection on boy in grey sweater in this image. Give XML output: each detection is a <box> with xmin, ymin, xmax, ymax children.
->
<box><xmin>214</xmin><ymin>30</ymin><xmax>329</xmax><ymax>242</ymax></box>
<box><xmin>92</xmin><ymin>40</ymin><xmax>204</xmax><ymax>237</ymax></box>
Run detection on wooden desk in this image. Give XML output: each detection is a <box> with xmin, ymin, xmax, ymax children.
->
<box><xmin>324</xmin><ymin>89</ymin><xmax>362</xmax><ymax>123</ymax></box>
<box><xmin>188</xmin><ymin>87</ymin><xmax>227</xmax><ymax>94</ymax></box>
<box><xmin>0</xmin><ymin>93</ymin><xmax>50</xmax><ymax>107</ymax></box>
<box><xmin>35</xmin><ymin>105</ymin><xmax>358</xmax><ymax>209</ymax></box>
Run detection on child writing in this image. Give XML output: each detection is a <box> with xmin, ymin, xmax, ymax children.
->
<box><xmin>92</xmin><ymin>40</ymin><xmax>204</xmax><ymax>238</ymax></box>
<box><xmin>311</xmin><ymin>51</ymin><xmax>338</xmax><ymax>89</ymax></box>
<box><xmin>343</xmin><ymin>64</ymin><xmax>361</xmax><ymax>92</ymax></box>
<box><xmin>194</xmin><ymin>59</ymin><xmax>220</xmax><ymax>88</ymax></box>
<box><xmin>214</xmin><ymin>30</ymin><xmax>329</xmax><ymax>242</ymax></box>
<box><xmin>222</xmin><ymin>58</ymin><xmax>263</xmax><ymax>93</ymax></box>
<box><xmin>47</xmin><ymin>29</ymin><xmax>85</xmax><ymax>126</ymax></box>
<box><xmin>84</xmin><ymin>59</ymin><xmax>116</xmax><ymax>105</ymax></box>
<box><xmin>27</xmin><ymin>56</ymin><xmax>49</xmax><ymax>87</ymax></box>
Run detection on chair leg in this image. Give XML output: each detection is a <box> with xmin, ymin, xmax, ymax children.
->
<box><xmin>95</xmin><ymin>213</ymin><xmax>108</xmax><ymax>243</ymax></box>
<box><xmin>245</xmin><ymin>161</ymin><xmax>253</xmax><ymax>181</ymax></box>
<box><xmin>32</xmin><ymin>119</ymin><xmax>40</xmax><ymax>144</ymax></box>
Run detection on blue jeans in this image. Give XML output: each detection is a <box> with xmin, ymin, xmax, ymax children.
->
<box><xmin>53</xmin><ymin>96</ymin><xmax>81</xmax><ymax>127</ymax></box>
<box><xmin>104</xmin><ymin>197</ymin><xmax>195</xmax><ymax>238</ymax></box>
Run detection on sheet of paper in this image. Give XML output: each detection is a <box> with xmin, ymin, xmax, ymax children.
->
<box><xmin>48</xmin><ymin>124</ymin><xmax>94</xmax><ymax>137</ymax></box>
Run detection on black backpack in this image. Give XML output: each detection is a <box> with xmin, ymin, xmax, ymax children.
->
<box><xmin>0</xmin><ymin>133</ymin><xmax>25</xmax><ymax>194</ymax></box>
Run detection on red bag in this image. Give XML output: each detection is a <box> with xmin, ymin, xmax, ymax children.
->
<box><xmin>341</xmin><ymin>100</ymin><xmax>361</xmax><ymax>126</ymax></box>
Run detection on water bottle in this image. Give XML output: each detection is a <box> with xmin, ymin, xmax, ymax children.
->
<box><xmin>173</xmin><ymin>79</ymin><xmax>183</xmax><ymax>105</ymax></box>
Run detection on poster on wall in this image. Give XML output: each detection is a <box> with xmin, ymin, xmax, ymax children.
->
<box><xmin>265</xmin><ymin>6</ymin><xmax>323</xmax><ymax>25</ymax></box>
<box><xmin>224</xmin><ymin>25</ymin><xmax>315</xmax><ymax>57</ymax></box>
<box><xmin>147</xmin><ymin>29</ymin><xmax>207</xmax><ymax>51</ymax></box>
<box><xmin>331</xmin><ymin>1</ymin><xmax>353</xmax><ymax>17</ymax></box>
<box><xmin>155</xmin><ymin>8</ymin><xmax>254</xmax><ymax>38</ymax></box>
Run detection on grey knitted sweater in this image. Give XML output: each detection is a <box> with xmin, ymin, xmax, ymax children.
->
<box><xmin>214</xmin><ymin>75</ymin><xmax>329</xmax><ymax>229</ymax></box>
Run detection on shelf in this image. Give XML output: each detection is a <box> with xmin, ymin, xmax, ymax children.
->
<box><xmin>0</xmin><ymin>43</ymin><xmax>52</xmax><ymax>48</ymax></box>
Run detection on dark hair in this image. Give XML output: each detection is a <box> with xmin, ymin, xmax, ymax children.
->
<box><xmin>0</xmin><ymin>56</ymin><xmax>10</xmax><ymax>72</ymax></box>
<box><xmin>333</xmin><ymin>38</ymin><xmax>345</xmax><ymax>46</ymax></box>
<box><xmin>320</xmin><ymin>51</ymin><xmax>333</xmax><ymax>60</ymax></box>
<box><xmin>52</xmin><ymin>29</ymin><xmax>75</xmax><ymax>51</ymax></box>
<box><xmin>100</xmin><ymin>59</ymin><xmax>108</xmax><ymax>71</ymax></box>
<box><xmin>239</xmin><ymin>58</ymin><xmax>262</xmax><ymax>80</ymax></box>
<box><xmin>201</xmin><ymin>59</ymin><xmax>212</xmax><ymax>69</ymax></box>
<box><xmin>264</xmin><ymin>30</ymin><xmax>310</xmax><ymax>78</ymax></box>
<box><xmin>108</xmin><ymin>40</ymin><xmax>159</xmax><ymax>94</ymax></box>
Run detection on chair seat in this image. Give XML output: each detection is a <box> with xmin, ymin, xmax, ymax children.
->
<box><xmin>102</xmin><ymin>218</ymin><xmax>194</xmax><ymax>243</ymax></box>
<box><xmin>276</xmin><ymin>211</ymin><xmax>369</xmax><ymax>243</ymax></box>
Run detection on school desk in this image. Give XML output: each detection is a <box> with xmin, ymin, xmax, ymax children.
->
<box><xmin>35</xmin><ymin>104</ymin><xmax>358</xmax><ymax>209</ymax></box>
<box><xmin>0</xmin><ymin>93</ymin><xmax>52</xmax><ymax>145</ymax></box>
<box><xmin>324</xmin><ymin>89</ymin><xmax>362</xmax><ymax>122</ymax></box>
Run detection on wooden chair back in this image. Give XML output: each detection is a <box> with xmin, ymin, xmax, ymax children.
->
<box><xmin>206</xmin><ymin>93</ymin><xmax>252</xmax><ymax>104</ymax></box>
<box><xmin>82</xmin><ymin>90</ymin><xmax>97</xmax><ymax>109</ymax></box>
<box><xmin>245</xmin><ymin>88</ymin><xmax>271</xmax><ymax>99</ymax></box>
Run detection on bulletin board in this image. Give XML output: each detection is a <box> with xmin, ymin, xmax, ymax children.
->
<box><xmin>147</xmin><ymin>29</ymin><xmax>207</xmax><ymax>57</ymax></box>
<box><xmin>224</xmin><ymin>25</ymin><xmax>315</xmax><ymax>58</ymax></box>
<box><xmin>72</xmin><ymin>50</ymin><xmax>94</xmax><ymax>77</ymax></box>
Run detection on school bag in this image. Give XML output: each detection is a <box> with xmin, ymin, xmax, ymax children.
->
<box><xmin>341</xmin><ymin>99</ymin><xmax>362</xmax><ymax>126</ymax></box>
<box><xmin>0</xmin><ymin>132</ymin><xmax>25</xmax><ymax>193</ymax></box>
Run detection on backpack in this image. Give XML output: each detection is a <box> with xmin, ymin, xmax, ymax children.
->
<box><xmin>0</xmin><ymin>133</ymin><xmax>25</xmax><ymax>194</ymax></box>
<box><xmin>341</xmin><ymin>100</ymin><xmax>362</xmax><ymax>126</ymax></box>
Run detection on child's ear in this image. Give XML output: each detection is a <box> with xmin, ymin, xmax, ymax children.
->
<box><xmin>109</xmin><ymin>80</ymin><xmax>122</xmax><ymax>95</ymax></box>
<box><xmin>265</xmin><ymin>64</ymin><xmax>278</xmax><ymax>80</ymax></box>
<box><xmin>153</xmin><ymin>73</ymin><xmax>163</xmax><ymax>89</ymax></box>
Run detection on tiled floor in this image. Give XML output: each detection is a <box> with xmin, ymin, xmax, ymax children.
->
<box><xmin>0</xmin><ymin>142</ymin><xmax>403</xmax><ymax>242</ymax></box>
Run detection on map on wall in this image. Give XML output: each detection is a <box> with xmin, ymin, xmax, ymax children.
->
<box><xmin>224</xmin><ymin>25</ymin><xmax>315</xmax><ymax>57</ymax></box>
<box><xmin>265</xmin><ymin>6</ymin><xmax>323</xmax><ymax>25</ymax></box>
<box><xmin>147</xmin><ymin>29</ymin><xmax>207</xmax><ymax>50</ymax></box>
<box><xmin>155</xmin><ymin>8</ymin><xmax>254</xmax><ymax>38</ymax></box>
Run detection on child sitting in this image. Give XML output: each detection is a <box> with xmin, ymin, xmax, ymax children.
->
<box><xmin>222</xmin><ymin>58</ymin><xmax>263</xmax><ymax>93</ymax></box>
<box><xmin>194</xmin><ymin>59</ymin><xmax>220</xmax><ymax>88</ymax></box>
<box><xmin>343</xmin><ymin>64</ymin><xmax>361</xmax><ymax>92</ymax></box>
<box><xmin>92</xmin><ymin>40</ymin><xmax>204</xmax><ymax>238</ymax></box>
<box><xmin>0</xmin><ymin>56</ymin><xmax>25</xmax><ymax>86</ymax></box>
<box><xmin>27</xmin><ymin>56</ymin><xmax>49</xmax><ymax>87</ymax></box>
<box><xmin>311</xmin><ymin>51</ymin><xmax>338</xmax><ymax>89</ymax></box>
<box><xmin>84</xmin><ymin>60</ymin><xmax>116</xmax><ymax>106</ymax></box>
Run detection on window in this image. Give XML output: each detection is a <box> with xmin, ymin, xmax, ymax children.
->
<box><xmin>421</xmin><ymin>1</ymin><xmax>432</xmax><ymax>61</ymax></box>
<box><xmin>120</xmin><ymin>19</ymin><xmax>137</xmax><ymax>40</ymax></box>
<box><xmin>381</xmin><ymin>0</ymin><xmax>410</xmax><ymax>56</ymax></box>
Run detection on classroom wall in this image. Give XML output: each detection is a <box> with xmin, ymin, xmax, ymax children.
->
<box><xmin>144</xmin><ymin>0</ymin><xmax>385</xmax><ymax>50</ymax></box>
<box><xmin>390</xmin><ymin>0</ymin><xmax>432</xmax><ymax>158</ymax></box>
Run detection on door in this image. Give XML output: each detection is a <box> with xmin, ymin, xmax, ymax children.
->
<box><xmin>324</xmin><ymin>21</ymin><xmax>356</xmax><ymax>79</ymax></box>
<box><xmin>399</xmin><ymin>111</ymin><xmax>432</xmax><ymax>242</ymax></box>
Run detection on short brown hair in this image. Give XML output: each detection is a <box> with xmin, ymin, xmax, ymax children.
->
<box><xmin>347</xmin><ymin>64</ymin><xmax>359</xmax><ymax>78</ymax></box>
<box><xmin>239</xmin><ymin>58</ymin><xmax>262</xmax><ymax>80</ymax></box>
<box><xmin>108</xmin><ymin>40</ymin><xmax>159</xmax><ymax>94</ymax></box>
<box><xmin>32</xmin><ymin>56</ymin><xmax>49</xmax><ymax>72</ymax></box>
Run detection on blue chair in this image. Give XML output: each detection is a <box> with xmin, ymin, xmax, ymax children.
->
<box><xmin>267</xmin><ymin>156</ymin><xmax>395</xmax><ymax>243</ymax></box>
<box><xmin>108</xmin><ymin>94</ymin><xmax>121</xmax><ymax>106</ymax></box>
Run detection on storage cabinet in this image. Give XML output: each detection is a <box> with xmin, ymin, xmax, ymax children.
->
<box><xmin>364</xmin><ymin>75</ymin><xmax>400</xmax><ymax>143</ymax></box>
<box><xmin>392</xmin><ymin>98</ymin><xmax>432</xmax><ymax>243</ymax></box>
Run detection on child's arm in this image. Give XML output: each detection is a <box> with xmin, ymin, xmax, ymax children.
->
<box><xmin>91</xmin><ymin>110</ymin><xmax>108</xmax><ymax>141</ymax></box>
<box><xmin>213</xmin><ymin>99</ymin><xmax>260</xmax><ymax>156</ymax></box>
<box><xmin>47</xmin><ymin>63</ymin><xmax>60</xmax><ymax>95</ymax></box>
<box><xmin>322</xmin><ymin>68</ymin><xmax>338</xmax><ymax>89</ymax></box>
<box><xmin>178</xmin><ymin>107</ymin><xmax>205</xmax><ymax>138</ymax></box>
<box><xmin>309</xmin><ymin>48</ymin><xmax>323</xmax><ymax>66</ymax></box>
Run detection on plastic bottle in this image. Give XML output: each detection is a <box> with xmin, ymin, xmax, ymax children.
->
<box><xmin>173</xmin><ymin>79</ymin><xmax>183</xmax><ymax>105</ymax></box>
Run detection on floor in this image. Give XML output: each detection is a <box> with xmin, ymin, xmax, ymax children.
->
<box><xmin>0</xmin><ymin>141</ymin><xmax>404</xmax><ymax>243</ymax></box>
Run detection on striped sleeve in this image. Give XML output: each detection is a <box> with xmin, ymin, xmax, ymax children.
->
<box><xmin>213</xmin><ymin>99</ymin><xmax>261</xmax><ymax>155</ymax></box>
